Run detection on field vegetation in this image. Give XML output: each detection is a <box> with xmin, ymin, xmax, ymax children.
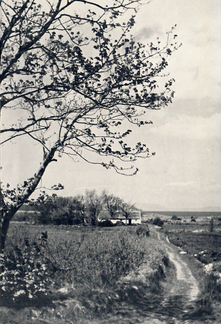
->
<box><xmin>0</xmin><ymin>223</ymin><xmax>167</xmax><ymax>323</ymax></box>
<box><xmin>2</xmin><ymin>210</ymin><xmax>221</xmax><ymax>323</ymax></box>
<box><xmin>167</xmin><ymin>231</ymin><xmax>221</xmax><ymax>264</ymax></box>
<box><xmin>164</xmin><ymin>214</ymin><xmax>221</xmax><ymax>264</ymax></box>
<box><xmin>164</xmin><ymin>215</ymin><xmax>221</xmax><ymax>319</ymax></box>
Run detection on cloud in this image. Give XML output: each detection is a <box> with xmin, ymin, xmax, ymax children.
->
<box><xmin>169</xmin><ymin>97</ymin><xmax>221</xmax><ymax>118</ymax></box>
<box><xmin>149</xmin><ymin>113</ymin><xmax>221</xmax><ymax>140</ymax></box>
<box><xmin>134</xmin><ymin>25</ymin><xmax>161</xmax><ymax>41</ymax></box>
<box><xmin>166</xmin><ymin>181</ymin><xmax>196</xmax><ymax>187</ymax></box>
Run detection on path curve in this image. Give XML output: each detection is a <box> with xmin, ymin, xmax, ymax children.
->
<box><xmin>88</xmin><ymin>226</ymin><xmax>202</xmax><ymax>324</ymax></box>
<box><xmin>166</xmin><ymin>247</ymin><xmax>199</xmax><ymax>302</ymax></box>
<box><xmin>156</xmin><ymin>227</ymin><xmax>200</xmax><ymax>303</ymax></box>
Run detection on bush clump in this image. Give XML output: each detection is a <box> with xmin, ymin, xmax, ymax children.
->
<box><xmin>153</xmin><ymin>217</ymin><xmax>164</xmax><ymax>227</ymax></box>
<box><xmin>0</xmin><ymin>238</ymin><xmax>52</xmax><ymax>305</ymax></box>
<box><xmin>136</xmin><ymin>224</ymin><xmax>149</xmax><ymax>237</ymax></box>
<box><xmin>98</xmin><ymin>220</ymin><xmax>114</xmax><ymax>227</ymax></box>
<box><xmin>115</xmin><ymin>221</ymin><xmax>126</xmax><ymax>226</ymax></box>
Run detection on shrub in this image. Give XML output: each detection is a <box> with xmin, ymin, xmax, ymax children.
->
<box><xmin>36</xmin><ymin>195</ymin><xmax>85</xmax><ymax>225</ymax></box>
<box><xmin>201</xmin><ymin>271</ymin><xmax>221</xmax><ymax>301</ymax></box>
<box><xmin>148</xmin><ymin>264</ymin><xmax>165</xmax><ymax>293</ymax></box>
<box><xmin>171</xmin><ymin>215</ymin><xmax>178</xmax><ymax>221</ymax></box>
<box><xmin>153</xmin><ymin>217</ymin><xmax>164</xmax><ymax>227</ymax></box>
<box><xmin>191</xmin><ymin>272</ymin><xmax>221</xmax><ymax>319</ymax></box>
<box><xmin>209</xmin><ymin>218</ymin><xmax>214</xmax><ymax>233</ymax></box>
<box><xmin>13</xmin><ymin>211</ymin><xmax>28</xmax><ymax>222</ymax></box>
<box><xmin>98</xmin><ymin>220</ymin><xmax>114</xmax><ymax>227</ymax></box>
<box><xmin>162</xmin><ymin>255</ymin><xmax>170</xmax><ymax>267</ymax></box>
<box><xmin>0</xmin><ymin>240</ymin><xmax>53</xmax><ymax>305</ymax></box>
<box><xmin>136</xmin><ymin>224</ymin><xmax>149</xmax><ymax>236</ymax></box>
<box><xmin>115</xmin><ymin>221</ymin><xmax>125</xmax><ymax>226</ymax></box>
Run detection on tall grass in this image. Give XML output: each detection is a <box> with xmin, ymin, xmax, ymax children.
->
<box><xmin>197</xmin><ymin>272</ymin><xmax>221</xmax><ymax>308</ymax></box>
<box><xmin>48</xmin><ymin>228</ymin><xmax>147</xmax><ymax>290</ymax></box>
<box><xmin>2</xmin><ymin>225</ymin><xmax>165</xmax><ymax>307</ymax></box>
<box><xmin>182</xmin><ymin>273</ymin><xmax>221</xmax><ymax>320</ymax></box>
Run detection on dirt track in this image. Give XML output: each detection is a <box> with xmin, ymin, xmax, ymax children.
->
<box><xmin>90</xmin><ymin>226</ymin><xmax>215</xmax><ymax>324</ymax></box>
<box><xmin>156</xmin><ymin>228</ymin><xmax>200</xmax><ymax>303</ymax></box>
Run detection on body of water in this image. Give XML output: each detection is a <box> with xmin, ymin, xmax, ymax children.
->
<box><xmin>142</xmin><ymin>211</ymin><xmax>221</xmax><ymax>218</ymax></box>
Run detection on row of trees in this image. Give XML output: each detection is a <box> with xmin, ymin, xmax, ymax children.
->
<box><xmin>31</xmin><ymin>190</ymin><xmax>135</xmax><ymax>225</ymax></box>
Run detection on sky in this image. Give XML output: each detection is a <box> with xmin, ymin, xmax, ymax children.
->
<box><xmin>1</xmin><ymin>0</ymin><xmax>221</xmax><ymax>211</ymax></box>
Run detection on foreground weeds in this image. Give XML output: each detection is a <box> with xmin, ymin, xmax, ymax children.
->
<box><xmin>2</xmin><ymin>224</ymin><xmax>221</xmax><ymax>323</ymax></box>
<box><xmin>189</xmin><ymin>272</ymin><xmax>221</xmax><ymax>320</ymax></box>
<box><xmin>0</xmin><ymin>224</ymin><xmax>166</xmax><ymax>323</ymax></box>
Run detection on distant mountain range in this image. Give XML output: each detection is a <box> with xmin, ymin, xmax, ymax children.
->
<box><xmin>135</xmin><ymin>203</ymin><xmax>221</xmax><ymax>212</ymax></box>
<box><xmin>135</xmin><ymin>203</ymin><xmax>164</xmax><ymax>211</ymax></box>
<box><xmin>199</xmin><ymin>206</ymin><xmax>221</xmax><ymax>212</ymax></box>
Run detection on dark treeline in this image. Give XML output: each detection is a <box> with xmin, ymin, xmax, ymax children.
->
<box><xmin>15</xmin><ymin>190</ymin><xmax>136</xmax><ymax>226</ymax></box>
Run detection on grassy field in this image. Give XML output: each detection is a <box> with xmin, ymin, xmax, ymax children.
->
<box><xmin>0</xmin><ymin>223</ymin><xmax>167</xmax><ymax>324</ymax></box>
<box><xmin>1</xmin><ymin>217</ymin><xmax>221</xmax><ymax>323</ymax></box>
<box><xmin>166</xmin><ymin>231</ymin><xmax>221</xmax><ymax>263</ymax></box>
<box><xmin>164</xmin><ymin>219</ymin><xmax>221</xmax><ymax>264</ymax></box>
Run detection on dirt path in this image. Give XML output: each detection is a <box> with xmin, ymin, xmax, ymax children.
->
<box><xmin>157</xmin><ymin>229</ymin><xmax>200</xmax><ymax>303</ymax></box>
<box><xmin>89</xmin><ymin>227</ymin><xmax>206</xmax><ymax>324</ymax></box>
<box><xmin>166</xmin><ymin>246</ymin><xmax>199</xmax><ymax>302</ymax></box>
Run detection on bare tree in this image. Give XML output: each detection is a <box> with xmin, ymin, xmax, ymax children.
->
<box><xmin>0</xmin><ymin>0</ymin><xmax>179</xmax><ymax>252</ymax></box>
<box><xmin>101</xmin><ymin>191</ymin><xmax>123</xmax><ymax>219</ymax></box>
<box><xmin>119</xmin><ymin>201</ymin><xmax>135</xmax><ymax>224</ymax></box>
<box><xmin>84</xmin><ymin>190</ymin><xmax>102</xmax><ymax>226</ymax></box>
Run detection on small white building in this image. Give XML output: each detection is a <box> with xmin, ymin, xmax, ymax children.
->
<box><xmin>98</xmin><ymin>209</ymin><xmax>142</xmax><ymax>225</ymax></box>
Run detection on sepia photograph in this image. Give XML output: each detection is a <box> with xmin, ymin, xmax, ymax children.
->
<box><xmin>0</xmin><ymin>0</ymin><xmax>221</xmax><ymax>323</ymax></box>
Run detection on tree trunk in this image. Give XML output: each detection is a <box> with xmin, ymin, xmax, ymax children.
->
<box><xmin>91</xmin><ymin>209</ymin><xmax>98</xmax><ymax>226</ymax></box>
<box><xmin>0</xmin><ymin>187</ymin><xmax>6</xmax><ymax>254</ymax></box>
<box><xmin>1</xmin><ymin>212</ymin><xmax>11</xmax><ymax>251</ymax></box>
<box><xmin>0</xmin><ymin>146</ymin><xmax>57</xmax><ymax>253</ymax></box>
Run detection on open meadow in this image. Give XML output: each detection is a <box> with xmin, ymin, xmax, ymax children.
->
<box><xmin>1</xmin><ymin>215</ymin><xmax>221</xmax><ymax>323</ymax></box>
<box><xmin>0</xmin><ymin>222</ymin><xmax>167</xmax><ymax>323</ymax></box>
<box><xmin>163</xmin><ymin>213</ymin><xmax>221</xmax><ymax>264</ymax></box>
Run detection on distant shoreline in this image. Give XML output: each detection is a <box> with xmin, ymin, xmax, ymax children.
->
<box><xmin>142</xmin><ymin>211</ymin><xmax>221</xmax><ymax>218</ymax></box>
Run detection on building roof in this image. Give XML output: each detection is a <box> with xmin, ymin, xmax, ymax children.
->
<box><xmin>98</xmin><ymin>209</ymin><xmax>141</xmax><ymax>220</ymax></box>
